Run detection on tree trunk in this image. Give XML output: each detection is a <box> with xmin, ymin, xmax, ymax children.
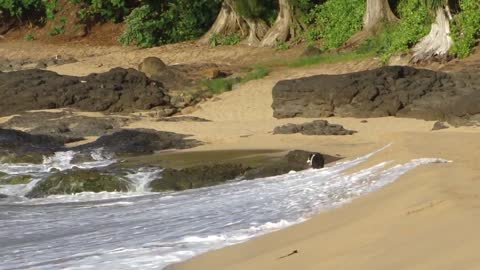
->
<box><xmin>260</xmin><ymin>0</ymin><xmax>304</xmax><ymax>47</ymax></box>
<box><xmin>411</xmin><ymin>7</ymin><xmax>453</xmax><ymax>63</ymax></box>
<box><xmin>363</xmin><ymin>0</ymin><xmax>397</xmax><ymax>31</ymax></box>
<box><xmin>199</xmin><ymin>0</ymin><xmax>248</xmax><ymax>45</ymax></box>
<box><xmin>243</xmin><ymin>18</ymin><xmax>269</xmax><ymax>46</ymax></box>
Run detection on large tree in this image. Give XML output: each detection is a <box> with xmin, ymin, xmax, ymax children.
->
<box><xmin>411</xmin><ymin>1</ymin><xmax>454</xmax><ymax>62</ymax></box>
<box><xmin>260</xmin><ymin>0</ymin><xmax>306</xmax><ymax>47</ymax></box>
<box><xmin>199</xmin><ymin>0</ymin><xmax>271</xmax><ymax>46</ymax></box>
<box><xmin>363</xmin><ymin>0</ymin><xmax>397</xmax><ymax>31</ymax></box>
<box><xmin>198</xmin><ymin>0</ymin><xmax>248</xmax><ymax>44</ymax></box>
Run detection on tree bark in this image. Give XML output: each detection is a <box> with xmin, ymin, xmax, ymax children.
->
<box><xmin>243</xmin><ymin>18</ymin><xmax>269</xmax><ymax>46</ymax></box>
<box><xmin>199</xmin><ymin>0</ymin><xmax>248</xmax><ymax>45</ymax></box>
<box><xmin>363</xmin><ymin>0</ymin><xmax>398</xmax><ymax>31</ymax></box>
<box><xmin>260</xmin><ymin>0</ymin><xmax>304</xmax><ymax>47</ymax></box>
<box><xmin>411</xmin><ymin>7</ymin><xmax>453</xmax><ymax>63</ymax></box>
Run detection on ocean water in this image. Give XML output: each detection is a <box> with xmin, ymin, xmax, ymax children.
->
<box><xmin>0</xmin><ymin>147</ymin><xmax>449</xmax><ymax>270</ymax></box>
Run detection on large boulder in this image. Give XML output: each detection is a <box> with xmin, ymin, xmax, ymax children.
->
<box><xmin>274</xmin><ymin>120</ymin><xmax>356</xmax><ymax>135</ymax></box>
<box><xmin>0</xmin><ymin>68</ymin><xmax>174</xmax><ymax>116</ymax></box>
<box><xmin>149</xmin><ymin>163</ymin><xmax>248</xmax><ymax>191</ymax></box>
<box><xmin>26</xmin><ymin>169</ymin><xmax>131</xmax><ymax>198</ymax></box>
<box><xmin>272</xmin><ymin>66</ymin><xmax>480</xmax><ymax>126</ymax></box>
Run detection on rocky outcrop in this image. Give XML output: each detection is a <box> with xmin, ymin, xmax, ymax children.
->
<box><xmin>0</xmin><ymin>111</ymin><xmax>130</xmax><ymax>143</ymax></box>
<box><xmin>272</xmin><ymin>66</ymin><xmax>480</xmax><ymax>126</ymax></box>
<box><xmin>0</xmin><ymin>68</ymin><xmax>174</xmax><ymax>116</ymax></box>
<box><xmin>149</xmin><ymin>150</ymin><xmax>332</xmax><ymax>192</ymax></box>
<box><xmin>0</xmin><ymin>128</ymin><xmax>64</xmax><ymax>164</ymax></box>
<box><xmin>149</xmin><ymin>163</ymin><xmax>248</xmax><ymax>191</ymax></box>
<box><xmin>26</xmin><ymin>169</ymin><xmax>131</xmax><ymax>198</ymax></box>
<box><xmin>432</xmin><ymin>121</ymin><xmax>449</xmax><ymax>131</ymax></box>
<box><xmin>73</xmin><ymin>129</ymin><xmax>201</xmax><ymax>157</ymax></box>
<box><xmin>274</xmin><ymin>120</ymin><xmax>356</xmax><ymax>135</ymax></box>
<box><xmin>244</xmin><ymin>150</ymin><xmax>326</xmax><ymax>179</ymax></box>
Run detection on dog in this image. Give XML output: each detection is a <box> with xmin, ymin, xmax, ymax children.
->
<box><xmin>307</xmin><ymin>153</ymin><xmax>324</xmax><ymax>169</ymax></box>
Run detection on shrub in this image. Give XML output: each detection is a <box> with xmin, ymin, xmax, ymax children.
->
<box><xmin>24</xmin><ymin>32</ymin><xmax>35</xmax><ymax>41</ymax></box>
<box><xmin>120</xmin><ymin>0</ymin><xmax>221</xmax><ymax>48</ymax></box>
<box><xmin>69</xmin><ymin>0</ymin><xmax>131</xmax><ymax>22</ymax></box>
<box><xmin>0</xmin><ymin>0</ymin><xmax>44</xmax><ymax>19</ymax></box>
<box><xmin>451</xmin><ymin>0</ymin><xmax>480</xmax><ymax>58</ymax></box>
<box><xmin>305</xmin><ymin>0</ymin><xmax>365</xmax><ymax>49</ymax></box>
<box><xmin>209</xmin><ymin>33</ymin><xmax>242</xmax><ymax>47</ymax></box>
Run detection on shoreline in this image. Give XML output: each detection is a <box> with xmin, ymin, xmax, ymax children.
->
<box><xmin>172</xmin><ymin>127</ymin><xmax>480</xmax><ymax>270</ymax></box>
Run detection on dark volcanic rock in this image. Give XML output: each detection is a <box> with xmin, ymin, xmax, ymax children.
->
<box><xmin>244</xmin><ymin>150</ymin><xmax>326</xmax><ymax>180</ymax></box>
<box><xmin>150</xmin><ymin>163</ymin><xmax>248</xmax><ymax>191</ymax></box>
<box><xmin>272</xmin><ymin>66</ymin><xmax>480</xmax><ymax>126</ymax></box>
<box><xmin>0</xmin><ymin>175</ymin><xmax>32</xmax><ymax>185</ymax></box>
<box><xmin>432</xmin><ymin>121</ymin><xmax>449</xmax><ymax>131</ymax></box>
<box><xmin>74</xmin><ymin>129</ymin><xmax>200</xmax><ymax>156</ymax></box>
<box><xmin>0</xmin><ymin>128</ymin><xmax>64</xmax><ymax>163</ymax></box>
<box><xmin>0</xmin><ymin>68</ymin><xmax>174</xmax><ymax>116</ymax></box>
<box><xmin>1</xmin><ymin>111</ymin><xmax>130</xmax><ymax>143</ymax></box>
<box><xmin>274</xmin><ymin>120</ymin><xmax>356</xmax><ymax>135</ymax></box>
<box><xmin>26</xmin><ymin>169</ymin><xmax>131</xmax><ymax>198</ymax></box>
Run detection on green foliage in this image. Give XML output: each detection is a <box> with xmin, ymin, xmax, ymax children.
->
<box><xmin>120</xmin><ymin>1</ymin><xmax>221</xmax><ymax>48</ymax></box>
<box><xmin>69</xmin><ymin>0</ymin><xmax>130</xmax><ymax>22</ymax></box>
<box><xmin>305</xmin><ymin>0</ymin><xmax>365</xmax><ymax>49</ymax></box>
<box><xmin>49</xmin><ymin>15</ymin><xmax>66</xmax><ymax>36</ymax></box>
<box><xmin>287</xmin><ymin>51</ymin><xmax>374</xmax><ymax>67</ymax></box>
<box><xmin>0</xmin><ymin>0</ymin><xmax>43</xmax><ymax>18</ymax></box>
<box><xmin>451</xmin><ymin>0</ymin><xmax>480</xmax><ymax>58</ymax></box>
<box><xmin>204</xmin><ymin>66</ymin><xmax>270</xmax><ymax>94</ymax></box>
<box><xmin>276</xmin><ymin>41</ymin><xmax>290</xmax><ymax>50</ymax></box>
<box><xmin>209</xmin><ymin>33</ymin><xmax>242</xmax><ymax>47</ymax></box>
<box><xmin>43</xmin><ymin>0</ymin><xmax>57</xmax><ymax>20</ymax></box>
<box><xmin>24</xmin><ymin>32</ymin><xmax>35</xmax><ymax>41</ymax></box>
<box><xmin>358</xmin><ymin>0</ymin><xmax>432</xmax><ymax>62</ymax></box>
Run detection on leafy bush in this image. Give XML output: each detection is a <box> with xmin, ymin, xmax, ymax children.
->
<box><xmin>49</xmin><ymin>15</ymin><xmax>66</xmax><ymax>36</ymax></box>
<box><xmin>24</xmin><ymin>32</ymin><xmax>35</xmax><ymax>41</ymax></box>
<box><xmin>0</xmin><ymin>0</ymin><xmax>44</xmax><ymax>18</ymax></box>
<box><xmin>120</xmin><ymin>0</ymin><xmax>221</xmax><ymax>48</ymax></box>
<box><xmin>69</xmin><ymin>0</ymin><xmax>131</xmax><ymax>22</ymax></box>
<box><xmin>451</xmin><ymin>0</ymin><xmax>480</xmax><ymax>58</ymax></box>
<box><xmin>358</xmin><ymin>0</ymin><xmax>432</xmax><ymax>62</ymax></box>
<box><xmin>305</xmin><ymin>0</ymin><xmax>365</xmax><ymax>49</ymax></box>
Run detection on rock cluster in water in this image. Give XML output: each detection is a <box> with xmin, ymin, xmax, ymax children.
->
<box><xmin>272</xmin><ymin>66</ymin><xmax>480</xmax><ymax>126</ymax></box>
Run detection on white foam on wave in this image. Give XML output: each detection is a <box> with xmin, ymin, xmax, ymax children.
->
<box><xmin>0</xmin><ymin>146</ymin><xmax>451</xmax><ymax>270</ymax></box>
<box><xmin>0</xmin><ymin>149</ymin><xmax>116</xmax><ymax>197</ymax></box>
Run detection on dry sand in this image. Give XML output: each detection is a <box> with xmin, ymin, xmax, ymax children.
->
<box><xmin>148</xmin><ymin>55</ymin><xmax>479</xmax><ymax>270</ymax></box>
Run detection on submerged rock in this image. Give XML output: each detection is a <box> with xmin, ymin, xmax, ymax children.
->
<box><xmin>274</xmin><ymin>120</ymin><xmax>356</xmax><ymax>135</ymax></box>
<box><xmin>149</xmin><ymin>163</ymin><xmax>248</xmax><ymax>191</ymax></box>
<box><xmin>26</xmin><ymin>169</ymin><xmax>131</xmax><ymax>198</ymax></box>
<box><xmin>0</xmin><ymin>194</ymin><xmax>8</xmax><ymax>199</ymax></box>
<box><xmin>0</xmin><ymin>175</ymin><xmax>32</xmax><ymax>185</ymax></box>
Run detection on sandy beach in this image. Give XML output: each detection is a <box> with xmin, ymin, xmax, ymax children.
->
<box><xmin>1</xmin><ymin>40</ymin><xmax>479</xmax><ymax>269</ymax></box>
